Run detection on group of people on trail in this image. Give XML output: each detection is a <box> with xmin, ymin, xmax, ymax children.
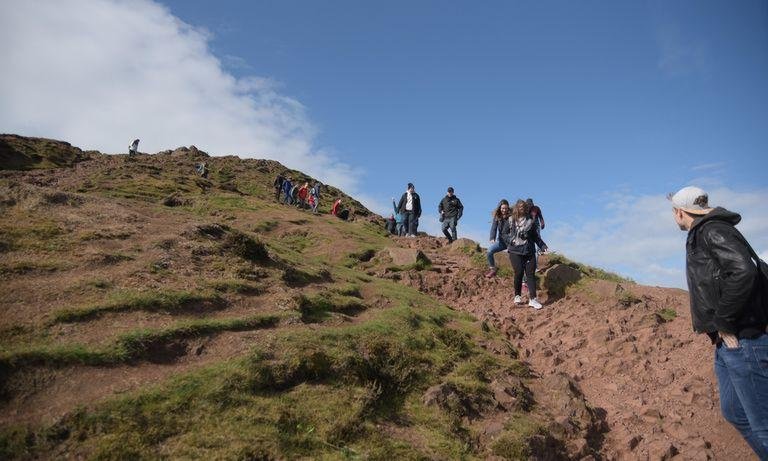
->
<box><xmin>484</xmin><ymin>198</ymin><xmax>548</xmax><ymax>309</ymax></box>
<box><xmin>386</xmin><ymin>183</ymin><xmax>466</xmax><ymax>240</ymax></box>
<box><xmin>273</xmin><ymin>173</ymin><xmax>322</xmax><ymax>214</ymax></box>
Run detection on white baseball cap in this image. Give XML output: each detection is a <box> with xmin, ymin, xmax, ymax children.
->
<box><xmin>667</xmin><ymin>186</ymin><xmax>713</xmax><ymax>215</ymax></box>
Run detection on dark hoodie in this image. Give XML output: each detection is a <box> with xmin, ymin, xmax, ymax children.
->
<box><xmin>686</xmin><ymin>207</ymin><xmax>767</xmax><ymax>339</ymax></box>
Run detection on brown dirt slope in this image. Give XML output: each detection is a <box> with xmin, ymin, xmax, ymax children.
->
<box><xmin>373</xmin><ymin>236</ymin><xmax>756</xmax><ymax>460</ymax></box>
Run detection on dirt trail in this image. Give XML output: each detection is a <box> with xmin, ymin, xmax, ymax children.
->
<box><xmin>390</xmin><ymin>236</ymin><xmax>754</xmax><ymax>460</ymax></box>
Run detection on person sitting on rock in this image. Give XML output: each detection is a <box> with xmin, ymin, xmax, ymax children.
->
<box><xmin>386</xmin><ymin>214</ymin><xmax>397</xmax><ymax>234</ymax></box>
<box><xmin>331</xmin><ymin>198</ymin><xmax>349</xmax><ymax>220</ymax></box>
<box><xmin>485</xmin><ymin>199</ymin><xmax>511</xmax><ymax>278</ymax></box>
<box><xmin>128</xmin><ymin>138</ymin><xmax>139</xmax><ymax>156</ymax></box>
<box><xmin>195</xmin><ymin>162</ymin><xmax>208</xmax><ymax>178</ymax></box>
<box><xmin>507</xmin><ymin>199</ymin><xmax>548</xmax><ymax>309</ymax></box>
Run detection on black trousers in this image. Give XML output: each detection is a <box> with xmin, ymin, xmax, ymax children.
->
<box><xmin>508</xmin><ymin>252</ymin><xmax>537</xmax><ymax>298</ymax></box>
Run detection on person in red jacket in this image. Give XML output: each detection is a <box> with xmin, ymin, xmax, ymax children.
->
<box><xmin>331</xmin><ymin>199</ymin><xmax>349</xmax><ymax>220</ymax></box>
<box><xmin>297</xmin><ymin>182</ymin><xmax>309</xmax><ymax>209</ymax></box>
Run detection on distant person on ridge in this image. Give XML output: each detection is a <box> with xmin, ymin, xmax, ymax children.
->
<box><xmin>397</xmin><ymin>183</ymin><xmax>421</xmax><ymax>237</ymax></box>
<box><xmin>128</xmin><ymin>139</ymin><xmax>139</xmax><ymax>156</ymax></box>
<box><xmin>273</xmin><ymin>173</ymin><xmax>286</xmax><ymax>202</ymax></box>
<box><xmin>392</xmin><ymin>198</ymin><xmax>405</xmax><ymax>236</ymax></box>
<box><xmin>196</xmin><ymin>162</ymin><xmax>208</xmax><ymax>178</ymax></box>
<box><xmin>507</xmin><ymin>199</ymin><xmax>548</xmax><ymax>310</ymax></box>
<box><xmin>485</xmin><ymin>199</ymin><xmax>511</xmax><ymax>278</ymax></box>
<box><xmin>526</xmin><ymin>198</ymin><xmax>545</xmax><ymax>230</ymax></box>
<box><xmin>669</xmin><ymin>186</ymin><xmax>768</xmax><ymax>458</ymax></box>
<box><xmin>438</xmin><ymin>186</ymin><xmax>464</xmax><ymax>243</ymax></box>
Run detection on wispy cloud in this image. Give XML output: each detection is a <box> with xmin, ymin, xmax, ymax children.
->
<box><xmin>692</xmin><ymin>162</ymin><xmax>726</xmax><ymax>172</ymax></box>
<box><xmin>0</xmin><ymin>0</ymin><xmax>360</xmax><ymax>193</ymax></box>
<box><xmin>655</xmin><ymin>23</ymin><xmax>710</xmax><ymax>77</ymax></box>
<box><xmin>548</xmin><ymin>186</ymin><xmax>768</xmax><ymax>288</ymax></box>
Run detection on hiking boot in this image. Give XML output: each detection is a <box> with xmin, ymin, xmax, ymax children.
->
<box><xmin>514</xmin><ymin>295</ymin><xmax>523</xmax><ymax>305</ymax></box>
<box><xmin>528</xmin><ymin>298</ymin><xmax>543</xmax><ymax>310</ymax></box>
<box><xmin>484</xmin><ymin>268</ymin><xmax>497</xmax><ymax>278</ymax></box>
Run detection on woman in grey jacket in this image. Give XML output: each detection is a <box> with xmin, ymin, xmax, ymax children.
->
<box><xmin>506</xmin><ymin>199</ymin><xmax>548</xmax><ymax>309</ymax></box>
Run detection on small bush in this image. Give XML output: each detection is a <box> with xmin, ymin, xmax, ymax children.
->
<box><xmin>220</xmin><ymin>231</ymin><xmax>269</xmax><ymax>263</ymax></box>
<box><xmin>656</xmin><ymin>308</ymin><xmax>677</xmax><ymax>322</ymax></box>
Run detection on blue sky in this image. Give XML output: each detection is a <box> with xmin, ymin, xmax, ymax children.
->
<box><xmin>2</xmin><ymin>0</ymin><xmax>767</xmax><ymax>287</ymax></box>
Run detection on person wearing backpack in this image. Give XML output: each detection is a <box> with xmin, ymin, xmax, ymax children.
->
<box><xmin>670</xmin><ymin>186</ymin><xmax>768</xmax><ymax>458</ymax></box>
<box><xmin>438</xmin><ymin>186</ymin><xmax>464</xmax><ymax>243</ymax></box>
<box><xmin>397</xmin><ymin>183</ymin><xmax>421</xmax><ymax>237</ymax></box>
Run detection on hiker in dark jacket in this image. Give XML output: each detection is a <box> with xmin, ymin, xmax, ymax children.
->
<box><xmin>506</xmin><ymin>199</ymin><xmax>548</xmax><ymax>310</ymax></box>
<box><xmin>273</xmin><ymin>174</ymin><xmax>285</xmax><ymax>201</ymax></box>
<box><xmin>670</xmin><ymin>186</ymin><xmax>768</xmax><ymax>458</ymax></box>
<box><xmin>438</xmin><ymin>186</ymin><xmax>464</xmax><ymax>243</ymax></box>
<box><xmin>485</xmin><ymin>199</ymin><xmax>510</xmax><ymax>278</ymax></box>
<box><xmin>397</xmin><ymin>183</ymin><xmax>421</xmax><ymax>237</ymax></box>
<box><xmin>282</xmin><ymin>178</ymin><xmax>293</xmax><ymax>205</ymax></box>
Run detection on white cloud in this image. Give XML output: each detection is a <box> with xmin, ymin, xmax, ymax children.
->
<box><xmin>0</xmin><ymin>0</ymin><xmax>360</xmax><ymax>193</ymax></box>
<box><xmin>548</xmin><ymin>186</ymin><xmax>768</xmax><ymax>289</ymax></box>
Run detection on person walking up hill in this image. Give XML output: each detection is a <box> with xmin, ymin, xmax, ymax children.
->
<box><xmin>273</xmin><ymin>173</ymin><xmax>285</xmax><ymax>201</ymax></box>
<box><xmin>392</xmin><ymin>198</ymin><xmax>405</xmax><ymax>236</ymax></box>
<box><xmin>439</xmin><ymin>186</ymin><xmax>464</xmax><ymax>243</ymax></box>
<box><xmin>397</xmin><ymin>183</ymin><xmax>421</xmax><ymax>237</ymax></box>
<box><xmin>670</xmin><ymin>186</ymin><xmax>768</xmax><ymax>459</ymax></box>
<box><xmin>507</xmin><ymin>199</ymin><xmax>548</xmax><ymax>309</ymax></box>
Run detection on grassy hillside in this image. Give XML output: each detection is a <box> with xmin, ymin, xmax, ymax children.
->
<box><xmin>0</xmin><ymin>136</ymin><xmax>576</xmax><ymax>459</ymax></box>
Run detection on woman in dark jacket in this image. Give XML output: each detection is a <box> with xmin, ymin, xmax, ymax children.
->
<box><xmin>507</xmin><ymin>199</ymin><xmax>548</xmax><ymax>309</ymax></box>
<box><xmin>485</xmin><ymin>199</ymin><xmax>510</xmax><ymax>278</ymax></box>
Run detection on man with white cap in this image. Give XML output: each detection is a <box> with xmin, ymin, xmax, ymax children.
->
<box><xmin>670</xmin><ymin>186</ymin><xmax>768</xmax><ymax>458</ymax></box>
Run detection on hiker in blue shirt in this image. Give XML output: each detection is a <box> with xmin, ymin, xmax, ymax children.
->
<box><xmin>392</xmin><ymin>198</ymin><xmax>405</xmax><ymax>236</ymax></box>
<box><xmin>282</xmin><ymin>177</ymin><xmax>294</xmax><ymax>205</ymax></box>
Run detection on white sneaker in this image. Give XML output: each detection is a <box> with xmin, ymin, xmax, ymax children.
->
<box><xmin>514</xmin><ymin>295</ymin><xmax>522</xmax><ymax>304</ymax></box>
<box><xmin>529</xmin><ymin>298</ymin><xmax>543</xmax><ymax>310</ymax></box>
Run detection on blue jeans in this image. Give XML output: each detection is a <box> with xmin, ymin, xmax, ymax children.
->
<box><xmin>714</xmin><ymin>333</ymin><xmax>768</xmax><ymax>459</ymax></box>
<box><xmin>487</xmin><ymin>240</ymin><xmax>507</xmax><ymax>267</ymax></box>
<box><xmin>442</xmin><ymin>216</ymin><xmax>458</xmax><ymax>241</ymax></box>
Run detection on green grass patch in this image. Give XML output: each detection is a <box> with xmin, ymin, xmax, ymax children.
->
<box><xmin>207</xmin><ymin>279</ymin><xmax>264</xmax><ymax>295</ymax></box>
<box><xmin>656</xmin><ymin>308</ymin><xmax>678</xmax><ymax>322</ymax></box>
<box><xmin>547</xmin><ymin>253</ymin><xmax>634</xmax><ymax>283</ymax></box>
<box><xmin>0</xmin><ymin>286</ymin><xmax>531</xmax><ymax>459</ymax></box>
<box><xmin>617</xmin><ymin>291</ymin><xmax>642</xmax><ymax>307</ymax></box>
<box><xmin>0</xmin><ymin>260</ymin><xmax>66</xmax><ymax>276</ymax></box>
<box><xmin>252</xmin><ymin>220</ymin><xmax>278</xmax><ymax>233</ymax></box>
<box><xmin>294</xmin><ymin>292</ymin><xmax>368</xmax><ymax>322</ymax></box>
<box><xmin>52</xmin><ymin>290</ymin><xmax>225</xmax><ymax>323</ymax></box>
<box><xmin>0</xmin><ymin>315</ymin><xmax>281</xmax><ymax>370</ymax></box>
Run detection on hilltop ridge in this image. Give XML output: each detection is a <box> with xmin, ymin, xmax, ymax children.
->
<box><xmin>0</xmin><ymin>135</ymin><xmax>752</xmax><ymax>460</ymax></box>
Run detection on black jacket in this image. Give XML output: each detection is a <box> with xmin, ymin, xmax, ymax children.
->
<box><xmin>686</xmin><ymin>207</ymin><xmax>766</xmax><ymax>338</ymax></box>
<box><xmin>397</xmin><ymin>192</ymin><xmax>421</xmax><ymax>218</ymax></box>
<box><xmin>438</xmin><ymin>195</ymin><xmax>464</xmax><ymax>219</ymax></box>
<box><xmin>504</xmin><ymin>217</ymin><xmax>547</xmax><ymax>256</ymax></box>
<box><xmin>489</xmin><ymin>217</ymin><xmax>510</xmax><ymax>242</ymax></box>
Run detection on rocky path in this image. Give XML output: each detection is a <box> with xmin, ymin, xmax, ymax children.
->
<box><xmin>390</xmin><ymin>236</ymin><xmax>755</xmax><ymax>460</ymax></box>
